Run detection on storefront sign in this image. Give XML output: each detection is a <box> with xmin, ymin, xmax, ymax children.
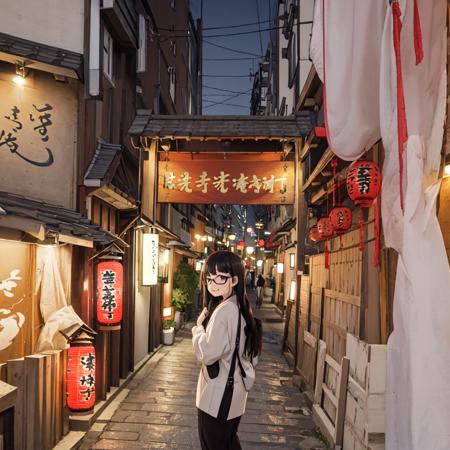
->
<box><xmin>96</xmin><ymin>261</ymin><xmax>123</xmax><ymax>326</ymax></box>
<box><xmin>142</xmin><ymin>233</ymin><xmax>159</xmax><ymax>285</ymax></box>
<box><xmin>158</xmin><ymin>160</ymin><xmax>295</xmax><ymax>204</ymax></box>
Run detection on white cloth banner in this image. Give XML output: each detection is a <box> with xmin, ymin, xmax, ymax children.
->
<box><xmin>35</xmin><ymin>246</ymin><xmax>84</xmax><ymax>352</ymax></box>
<box><xmin>381</xmin><ymin>1</ymin><xmax>450</xmax><ymax>449</ymax></box>
<box><xmin>311</xmin><ymin>0</ymin><xmax>450</xmax><ymax>448</ymax></box>
<box><xmin>310</xmin><ymin>0</ymin><xmax>385</xmax><ymax>161</ymax></box>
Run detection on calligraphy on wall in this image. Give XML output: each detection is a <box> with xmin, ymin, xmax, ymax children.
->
<box><xmin>0</xmin><ymin>240</ymin><xmax>33</xmax><ymax>363</ymax></box>
<box><xmin>157</xmin><ymin>160</ymin><xmax>295</xmax><ymax>204</ymax></box>
<box><xmin>0</xmin><ymin>75</ymin><xmax>78</xmax><ymax>208</ymax></box>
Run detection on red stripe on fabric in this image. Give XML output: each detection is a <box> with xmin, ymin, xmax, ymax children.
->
<box><xmin>392</xmin><ymin>2</ymin><xmax>408</xmax><ymax>213</ymax></box>
<box><xmin>413</xmin><ymin>0</ymin><xmax>424</xmax><ymax>65</ymax></box>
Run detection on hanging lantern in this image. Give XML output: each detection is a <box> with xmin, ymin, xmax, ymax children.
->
<box><xmin>329</xmin><ymin>206</ymin><xmax>352</xmax><ymax>233</ymax></box>
<box><xmin>96</xmin><ymin>260</ymin><xmax>123</xmax><ymax>326</ymax></box>
<box><xmin>61</xmin><ymin>324</ymin><xmax>97</xmax><ymax>412</ymax></box>
<box><xmin>317</xmin><ymin>217</ymin><xmax>334</xmax><ymax>238</ymax></box>
<box><xmin>346</xmin><ymin>160</ymin><xmax>381</xmax><ymax>207</ymax></box>
<box><xmin>346</xmin><ymin>160</ymin><xmax>382</xmax><ymax>266</ymax></box>
<box><xmin>258</xmin><ymin>239</ymin><xmax>265</xmax><ymax>247</ymax></box>
<box><xmin>308</xmin><ymin>226</ymin><xmax>321</xmax><ymax>242</ymax></box>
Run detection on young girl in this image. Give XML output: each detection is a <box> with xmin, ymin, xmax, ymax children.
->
<box><xmin>192</xmin><ymin>251</ymin><xmax>261</xmax><ymax>450</ymax></box>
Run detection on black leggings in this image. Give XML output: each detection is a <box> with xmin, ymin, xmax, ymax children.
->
<box><xmin>197</xmin><ymin>386</ymin><xmax>242</xmax><ymax>450</ymax></box>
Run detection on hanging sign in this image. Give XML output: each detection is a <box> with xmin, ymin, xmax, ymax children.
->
<box><xmin>142</xmin><ymin>233</ymin><xmax>159</xmax><ymax>285</ymax></box>
<box><xmin>157</xmin><ymin>160</ymin><xmax>295</xmax><ymax>204</ymax></box>
<box><xmin>96</xmin><ymin>261</ymin><xmax>123</xmax><ymax>326</ymax></box>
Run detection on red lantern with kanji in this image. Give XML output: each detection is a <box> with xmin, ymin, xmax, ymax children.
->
<box><xmin>346</xmin><ymin>160</ymin><xmax>382</xmax><ymax>266</ymax></box>
<box><xmin>67</xmin><ymin>343</ymin><xmax>96</xmax><ymax>411</ymax></box>
<box><xmin>329</xmin><ymin>206</ymin><xmax>352</xmax><ymax>234</ymax></box>
<box><xmin>346</xmin><ymin>160</ymin><xmax>381</xmax><ymax>207</ymax></box>
<box><xmin>308</xmin><ymin>226</ymin><xmax>321</xmax><ymax>243</ymax></box>
<box><xmin>96</xmin><ymin>260</ymin><xmax>123</xmax><ymax>326</ymax></box>
<box><xmin>317</xmin><ymin>217</ymin><xmax>334</xmax><ymax>238</ymax></box>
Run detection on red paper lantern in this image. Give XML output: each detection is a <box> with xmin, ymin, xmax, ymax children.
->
<box><xmin>308</xmin><ymin>226</ymin><xmax>321</xmax><ymax>242</ymax></box>
<box><xmin>329</xmin><ymin>206</ymin><xmax>352</xmax><ymax>234</ymax></box>
<box><xmin>96</xmin><ymin>260</ymin><xmax>123</xmax><ymax>326</ymax></box>
<box><xmin>67</xmin><ymin>345</ymin><xmax>96</xmax><ymax>411</ymax></box>
<box><xmin>317</xmin><ymin>217</ymin><xmax>334</xmax><ymax>238</ymax></box>
<box><xmin>258</xmin><ymin>239</ymin><xmax>265</xmax><ymax>247</ymax></box>
<box><xmin>346</xmin><ymin>160</ymin><xmax>381</xmax><ymax>207</ymax></box>
<box><xmin>239</xmin><ymin>241</ymin><xmax>246</xmax><ymax>247</ymax></box>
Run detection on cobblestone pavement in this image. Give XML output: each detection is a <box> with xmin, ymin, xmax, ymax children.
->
<box><xmin>77</xmin><ymin>299</ymin><xmax>327</xmax><ymax>450</ymax></box>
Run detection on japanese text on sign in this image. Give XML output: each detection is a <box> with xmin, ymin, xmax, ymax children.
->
<box><xmin>157</xmin><ymin>160</ymin><xmax>295</xmax><ymax>205</ymax></box>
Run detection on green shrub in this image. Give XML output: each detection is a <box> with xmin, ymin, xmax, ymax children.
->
<box><xmin>172</xmin><ymin>288</ymin><xmax>188</xmax><ymax>312</ymax></box>
<box><xmin>163</xmin><ymin>319</ymin><xmax>175</xmax><ymax>330</ymax></box>
<box><xmin>173</xmin><ymin>261</ymin><xmax>199</xmax><ymax>318</ymax></box>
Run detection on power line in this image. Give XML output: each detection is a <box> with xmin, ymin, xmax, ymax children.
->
<box><xmin>158</xmin><ymin>22</ymin><xmax>313</xmax><ymax>39</ymax></box>
<box><xmin>204</xmin><ymin>56</ymin><xmax>257</xmax><ymax>61</ymax></box>
<box><xmin>203</xmin><ymin>73</ymin><xmax>254</xmax><ymax>78</ymax></box>
<box><xmin>203</xmin><ymin>85</ymin><xmax>252</xmax><ymax>95</ymax></box>
<box><xmin>203</xmin><ymin>101</ymin><xmax>249</xmax><ymax>110</ymax></box>
<box><xmin>255</xmin><ymin>0</ymin><xmax>264</xmax><ymax>55</ymax></box>
<box><xmin>203</xmin><ymin>88</ymin><xmax>253</xmax><ymax>109</ymax></box>
<box><xmin>203</xmin><ymin>40</ymin><xmax>263</xmax><ymax>57</ymax></box>
<box><xmin>159</xmin><ymin>19</ymin><xmax>272</xmax><ymax>32</ymax></box>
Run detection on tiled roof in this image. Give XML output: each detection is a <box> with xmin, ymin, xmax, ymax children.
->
<box><xmin>0</xmin><ymin>32</ymin><xmax>83</xmax><ymax>79</ymax></box>
<box><xmin>84</xmin><ymin>140</ymin><xmax>123</xmax><ymax>185</ymax></box>
<box><xmin>129</xmin><ymin>112</ymin><xmax>315</xmax><ymax>139</ymax></box>
<box><xmin>0</xmin><ymin>192</ymin><xmax>115</xmax><ymax>244</ymax></box>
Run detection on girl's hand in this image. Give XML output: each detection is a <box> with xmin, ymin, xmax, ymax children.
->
<box><xmin>197</xmin><ymin>307</ymin><xmax>209</xmax><ymax>327</ymax></box>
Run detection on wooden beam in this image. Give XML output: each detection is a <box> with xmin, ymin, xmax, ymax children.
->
<box><xmin>335</xmin><ymin>357</ymin><xmax>350</xmax><ymax>446</ymax></box>
<box><xmin>302</xmin><ymin>148</ymin><xmax>334</xmax><ymax>192</ymax></box>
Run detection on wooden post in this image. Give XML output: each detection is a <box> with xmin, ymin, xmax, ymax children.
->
<box><xmin>335</xmin><ymin>357</ymin><xmax>350</xmax><ymax>447</ymax></box>
<box><xmin>142</xmin><ymin>138</ymin><xmax>158</xmax><ymax>221</ymax></box>
<box><xmin>7</xmin><ymin>358</ymin><xmax>25</xmax><ymax>450</ymax></box>
<box><xmin>42</xmin><ymin>353</ymin><xmax>52</xmax><ymax>450</ymax></box>
<box><xmin>110</xmin><ymin>330</ymin><xmax>121</xmax><ymax>387</ymax></box>
<box><xmin>314</xmin><ymin>340</ymin><xmax>327</xmax><ymax>404</ymax></box>
<box><xmin>24</xmin><ymin>355</ymin><xmax>45</xmax><ymax>450</ymax></box>
<box><xmin>61</xmin><ymin>350</ymin><xmax>70</xmax><ymax>437</ymax></box>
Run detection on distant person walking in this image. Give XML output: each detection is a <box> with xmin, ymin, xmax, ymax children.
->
<box><xmin>256</xmin><ymin>275</ymin><xmax>265</xmax><ymax>308</ymax></box>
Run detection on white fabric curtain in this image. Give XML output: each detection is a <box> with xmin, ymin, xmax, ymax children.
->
<box><xmin>35</xmin><ymin>246</ymin><xmax>84</xmax><ymax>352</ymax></box>
<box><xmin>311</xmin><ymin>0</ymin><xmax>450</xmax><ymax>448</ymax></box>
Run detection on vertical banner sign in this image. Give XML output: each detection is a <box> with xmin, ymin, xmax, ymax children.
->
<box><xmin>96</xmin><ymin>261</ymin><xmax>123</xmax><ymax>326</ymax></box>
<box><xmin>67</xmin><ymin>345</ymin><xmax>96</xmax><ymax>411</ymax></box>
<box><xmin>142</xmin><ymin>233</ymin><xmax>159</xmax><ymax>285</ymax></box>
<box><xmin>158</xmin><ymin>160</ymin><xmax>295</xmax><ymax>204</ymax></box>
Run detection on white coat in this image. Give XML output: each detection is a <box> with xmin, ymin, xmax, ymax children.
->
<box><xmin>192</xmin><ymin>295</ymin><xmax>255</xmax><ymax>420</ymax></box>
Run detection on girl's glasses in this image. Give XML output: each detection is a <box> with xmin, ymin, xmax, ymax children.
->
<box><xmin>206</xmin><ymin>274</ymin><xmax>231</xmax><ymax>286</ymax></box>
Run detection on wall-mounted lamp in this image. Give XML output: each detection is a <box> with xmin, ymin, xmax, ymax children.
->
<box><xmin>163</xmin><ymin>306</ymin><xmax>173</xmax><ymax>318</ymax></box>
<box><xmin>163</xmin><ymin>248</ymin><xmax>170</xmax><ymax>265</ymax></box>
<box><xmin>289</xmin><ymin>280</ymin><xmax>296</xmax><ymax>301</ymax></box>
<box><xmin>160</xmin><ymin>139</ymin><xmax>172</xmax><ymax>151</ymax></box>
<box><xmin>290</xmin><ymin>254</ymin><xmax>295</xmax><ymax>269</ymax></box>
<box><xmin>13</xmin><ymin>62</ymin><xmax>30</xmax><ymax>86</ymax></box>
<box><xmin>277</xmin><ymin>262</ymin><xmax>284</xmax><ymax>274</ymax></box>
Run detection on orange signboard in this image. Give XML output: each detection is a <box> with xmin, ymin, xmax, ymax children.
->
<box><xmin>157</xmin><ymin>160</ymin><xmax>295</xmax><ymax>204</ymax></box>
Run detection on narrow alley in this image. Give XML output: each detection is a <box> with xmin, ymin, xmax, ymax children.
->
<box><xmin>77</xmin><ymin>300</ymin><xmax>327</xmax><ymax>450</ymax></box>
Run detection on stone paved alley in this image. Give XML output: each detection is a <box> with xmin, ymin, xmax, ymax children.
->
<box><xmin>77</xmin><ymin>301</ymin><xmax>327</xmax><ymax>450</ymax></box>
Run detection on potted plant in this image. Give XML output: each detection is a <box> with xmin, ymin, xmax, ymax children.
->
<box><xmin>162</xmin><ymin>319</ymin><xmax>175</xmax><ymax>345</ymax></box>
<box><xmin>172</xmin><ymin>288</ymin><xmax>188</xmax><ymax>329</ymax></box>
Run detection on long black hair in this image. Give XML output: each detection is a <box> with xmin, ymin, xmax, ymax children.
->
<box><xmin>201</xmin><ymin>251</ymin><xmax>262</xmax><ymax>358</ymax></box>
